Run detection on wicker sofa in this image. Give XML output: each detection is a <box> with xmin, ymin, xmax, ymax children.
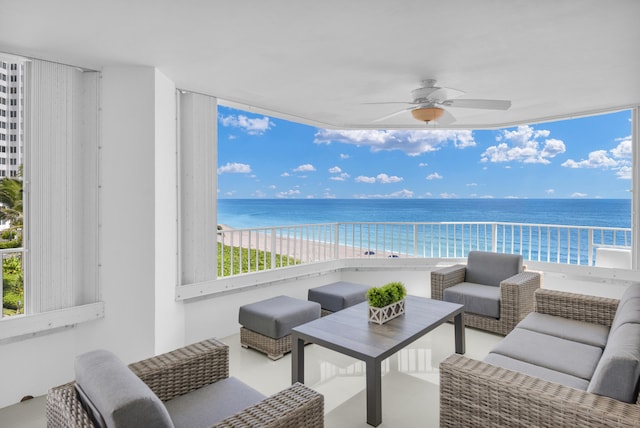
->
<box><xmin>431</xmin><ymin>251</ymin><xmax>541</xmax><ymax>335</ymax></box>
<box><xmin>439</xmin><ymin>287</ymin><xmax>640</xmax><ymax>428</ymax></box>
<box><xmin>46</xmin><ymin>338</ymin><xmax>324</xmax><ymax>428</ymax></box>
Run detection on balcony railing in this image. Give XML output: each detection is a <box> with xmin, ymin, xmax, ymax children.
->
<box><xmin>216</xmin><ymin>222</ymin><xmax>632</xmax><ymax>278</ymax></box>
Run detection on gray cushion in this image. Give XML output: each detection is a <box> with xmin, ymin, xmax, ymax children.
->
<box><xmin>609</xmin><ymin>284</ymin><xmax>640</xmax><ymax>335</ymax></box>
<box><xmin>165</xmin><ymin>377</ymin><xmax>266</xmax><ymax>428</ymax></box>
<box><xmin>308</xmin><ymin>281</ymin><xmax>370</xmax><ymax>312</ymax></box>
<box><xmin>490</xmin><ymin>328</ymin><xmax>602</xmax><ymax>380</ymax></box>
<box><xmin>484</xmin><ymin>352</ymin><xmax>590</xmax><ymax>391</ymax></box>
<box><xmin>239</xmin><ymin>295</ymin><xmax>321</xmax><ymax>339</ymax></box>
<box><xmin>517</xmin><ymin>312</ymin><xmax>610</xmax><ymax>348</ymax></box>
<box><xmin>75</xmin><ymin>350</ymin><xmax>174</xmax><ymax>428</ymax></box>
<box><xmin>588</xmin><ymin>322</ymin><xmax>640</xmax><ymax>403</ymax></box>
<box><xmin>443</xmin><ymin>282</ymin><xmax>501</xmax><ymax>318</ymax></box>
<box><xmin>465</xmin><ymin>251</ymin><xmax>522</xmax><ymax>287</ymax></box>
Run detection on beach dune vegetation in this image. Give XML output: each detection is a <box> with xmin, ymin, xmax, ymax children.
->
<box><xmin>217</xmin><ymin>243</ymin><xmax>298</xmax><ymax>276</ymax></box>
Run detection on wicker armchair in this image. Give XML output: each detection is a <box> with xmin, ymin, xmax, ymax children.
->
<box><xmin>431</xmin><ymin>251</ymin><xmax>541</xmax><ymax>335</ymax></box>
<box><xmin>439</xmin><ymin>289</ymin><xmax>640</xmax><ymax>428</ymax></box>
<box><xmin>46</xmin><ymin>338</ymin><xmax>324</xmax><ymax>428</ymax></box>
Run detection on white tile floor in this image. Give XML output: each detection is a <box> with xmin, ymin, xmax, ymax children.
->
<box><xmin>0</xmin><ymin>322</ymin><xmax>503</xmax><ymax>428</ymax></box>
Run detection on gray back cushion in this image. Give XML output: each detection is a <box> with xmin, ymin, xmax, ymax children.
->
<box><xmin>609</xmin><ymin>285</ymin><xmax>640</xmax><ymax>334</ymax></box>
<box><xmin>465</xmin><ymin>251</ymin><xmax>523</xmax><ymax>287</ymax></box>
<box><xmin>588</xmin><ymin>322</ymin><xmax>640</xmax><ymax>403</ymax></box>
<box><xmin>75</xmin><ymin>350</ymin><xmax>175</xmax><ymax>428</ymax></box>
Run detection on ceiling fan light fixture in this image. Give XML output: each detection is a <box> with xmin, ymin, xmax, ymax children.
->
<box><xmin>411</xmin><ymin>106</ymin><xmax>444</xmax><ymax>123</ymax></box>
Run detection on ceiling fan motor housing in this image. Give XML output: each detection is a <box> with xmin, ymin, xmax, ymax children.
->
<box><xmin>411</xmin><ymin>106</ymin><xmax>444</xmax><ymax>122</ymax></box>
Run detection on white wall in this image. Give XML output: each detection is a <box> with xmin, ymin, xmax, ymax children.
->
<box><xmin>154</xmin><ymin>69</ymin><xmax>185</xmax><ymax>354</ymax></box>
<box><xmin>0</xmin><ymin>66</ymin><xmax>183</xmax><ymax>408</ymax></box>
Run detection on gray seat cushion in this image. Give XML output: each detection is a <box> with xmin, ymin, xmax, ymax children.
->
<box><xmin>239</xmin><ymin>295</ymin><xmax>321</xmax><ymax>339</ymax></box>
<box><xmin>517</xmin><ymin>312</ymin><xmax>610</xmax><ymax>349</ymax></box>
<box><xmin>308</xmin><ymin>281</ymin><xmax>370</xmax><ymax>312</ymax></box>
<box><xmin>588</xmin><ymin>322</ymin><xmax>640</xmax><ymax>403</ymax></box>
<box><xmin>165</xmin><ymin>377</ymin><xmax>266</xmax><ymax>428</ymax></box>
<box><xmin>465</xmin><ymin>251</ymin><xmax>523</xmax><ymax>287</ymax></box>
<box><xmin>443</xmin><ymin>282</ymin><xmax>501</xmax><ymax>318</ymax></box>
<box><xmin>490</xmin><ymin>328</ymin><xmax>602</xmax><ymax>380</ymax></box>
<box><xmin>484</xmin><ymin>352</ymin><xmax>590</xmax><ymax>391</ymax></box>
<box><xmin>75</xmin><ymin>350</ymin><xmax>174</xmax><ymax>428</ymax></box>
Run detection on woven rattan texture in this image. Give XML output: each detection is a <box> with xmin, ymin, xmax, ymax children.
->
<box><xmin>534</xmin><ymin>288</ymin><xmax>619</xmax><ymax>326</ymax></box>
<box><xmin>431</xmin><ymin>265</ymin><xmax>541</xmax><ymax>335</ymax></box>
<box><xmin>46</xmin><ymin>338</ymin><xmax>324</xmax><ymax>428</ymax></box>
<box><xmin>240</xmin><ymin>327</ymin><xmax>291</xmax><ymax>360</ymax></box>
<box><xmin>440</xmin><ymin>352</ymin><xmax>640</xmax><ymax>427</ymax></box>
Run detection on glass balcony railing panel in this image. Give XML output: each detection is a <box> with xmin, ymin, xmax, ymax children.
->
<box><xmin>2</xmin><ymin>248</ymin><xmax>24</xmax><ymax>318</ymax></box>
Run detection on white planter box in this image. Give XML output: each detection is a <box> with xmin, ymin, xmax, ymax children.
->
<box><xmin>368</xmin><ymin>299</ymin><xmax>406</xmax><ymax>325</ymax></box>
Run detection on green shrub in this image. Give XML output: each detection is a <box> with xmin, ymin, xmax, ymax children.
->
<box><xmin>366</xmin><ymin>281</ymin><xmax>407</xmax><ymax>308</ymax></box>
<box><xmin>3</xmin><ymin>255</ymin><xmax>22</xmax><ymax>275</ymax></box>
<box><xmin>3</xmin><ymin>291</ymin><xmax>22</xmax><ymax>311</ymax></box>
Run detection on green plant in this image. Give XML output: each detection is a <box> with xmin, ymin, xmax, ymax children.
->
<box><xmin>3</xmin><ymin>291</ymin><xmax>22</xmax><ymax>311</ymax></box>
<box><xmin>366</xmin><ymin>281</ymin><xmax>407</xmax><ymax>308</ymax></box>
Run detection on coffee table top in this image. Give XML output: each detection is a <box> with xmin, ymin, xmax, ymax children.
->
<box><xmin>291</xmin><ymin>295</ymin><xmax>463</xmax><ymax>362</ymax></box>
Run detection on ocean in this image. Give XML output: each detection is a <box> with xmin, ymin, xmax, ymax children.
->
<box><xmin>217</xmin><ymin>199</ymin><xmax>631</xmax><ymax>229</ymax></box>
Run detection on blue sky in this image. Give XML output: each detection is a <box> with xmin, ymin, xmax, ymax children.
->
<box><xmin>217</xmin><ymin>105</ymin><xmax>632</xmax><ymax>199</ymax></box>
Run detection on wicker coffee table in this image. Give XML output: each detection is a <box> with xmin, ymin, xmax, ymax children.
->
<box><xmin>291</xmin><ymin>295</ymin><xmax>464</xmax><ymax>427</ymax></box>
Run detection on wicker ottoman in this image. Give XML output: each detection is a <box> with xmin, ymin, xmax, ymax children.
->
<box><xmin>239</xmin><ymin>295</ymin><xmax>321</xmax><ymax>360</ymax></box>
<box><xmin>308</xmin><ymin>281</ymin><xmax>370</xmax><ymax>316</ymax></box>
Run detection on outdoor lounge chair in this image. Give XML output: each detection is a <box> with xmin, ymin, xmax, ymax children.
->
<box><xmin>431</xmin><ymin>250</ymin><xmax>541</xmax><ymax>335</ymax></box>
<box><xmin>46</xmin><ymin>338</ymin><xmax>324</xmax><ymax>428</ymax></box>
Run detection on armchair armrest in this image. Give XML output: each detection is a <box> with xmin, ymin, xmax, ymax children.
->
<box><xmin>430</xmin><ymin>264</ymin><xmax>466</xmax><ymax>300</ymax></box>
<box><xmin>534</xmin><ymin>289</ymin><xmax>619</xmax><ymax>327</ymax></box>
<box><xmin>129</xmin><ymin>338</ymin><xmax>229</xmax><ymax>401</ymax></box>
<box><xmin>440</xmin><ymin>354</ymin><xmax>640</xmax><ymax>428</ymax></box>
<box><xmin>213</xmin><ymin>382</ymin><xmax>324</xmax><ymax>428</ymax></box>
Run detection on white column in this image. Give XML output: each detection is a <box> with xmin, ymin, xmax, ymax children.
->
<box><xmin>632</xmin><ymin>107</ymin><xmax>639</xmax><ymax>270</ymax></box>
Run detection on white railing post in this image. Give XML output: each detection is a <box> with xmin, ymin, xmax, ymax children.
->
<box><xmin>270</xmin><ymin>228</ymin><xmax>276</xmax><ymax>269</ymax></box>
<box><xmin>588</xmin><ymin>228</ymin><xmax>594</xmax><ymax>266</ymax></box>
<box><xmin>334</xmin><ymin>223</ymin><xmax>340</xmax><ymax>260</ymax></box>
<box><xmin>491</xmin><ymin>223</ymin><xmax>498</xmax><ymax>252</ymax></box>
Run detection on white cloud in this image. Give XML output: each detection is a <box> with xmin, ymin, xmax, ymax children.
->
<box><xmin>616</xmin><ymin>166</ymin><xmax>632</xmax><ymax>179</ymax></box>
<box><xmin>571</xmin><ymin>192</ymin><xmax>588</xmax><ymax>198</ymax></box>
<box><xmin>426</xmin><ymin>172</ymin><xmax>443</xmax><ymax>180</ymax></box>
<box><xmin>481</xmin><ymin>125</ymin><xmax>566</xmax><ymax>164</ymax></box>
<box><xmin>339</xmin><ymin>154</ymin><xmax>350</xmax><ymax>160</ymax></box>
<box><xmin>268</xmin><ymin>184</ymin><xmax>277</xmax><ymax>189</ymax></box>
<box><xmin>355</xmin><ymin>175</ymin><xmax>376</xmax><ymax>183</ymax></box>
<box><xmin>562</xmin><ymin>150</ymin><xmax>619</xmax><ymax>168</ymax></box>
<box><xmin>293</xmin><ymin>164</ymin><xmax>316</xmax><ymax>172</ymax></box>
<box><xmin>440</xmin><ymin>193</ymin><xmax>458</xmax><ymax>198</ymax></box>
<box><xmin>330</xmin><ymin>173</ymin><xmax>350</xmax><ymax>181</ymax></box>
<box><xmin>276</xmin><ymin>189</ymin><xmax>301</xmax><ymax>198</ymax></box>
<box><xmin>354</xmin><ymin>189</ymin><xmax>414</xmax><ymax>199</ymax></box>
<box><xmin>328</xmin><ymin>166</ymin><xmax>342</xmax><ymax>173</ymax></box>
<box><xmin>561</xmin><ymin>135</ymin><xmax>631</xmax><ymax>179</ymax></box>
<box><xmin>314</xmin><ymin>129</ymin><xmax>476</xmax><ymax>156</ymax></box>
<box><xmin>281</xmin><ymin>172</ymin><xmax>291</xmax><ymax>177</ymax></box>
<box><xmin>419</xmin><ymin>162</ymin><xmax>428</xmax><ymax>167</ymax></box>
<box><xmin>546</xmin><ymin>188</ymin><xmax>555</xmax><ymax>195</ymax></box>
<box><xmin>611</xmin><ymin>136</ymin><xmax>632</xmax><ymax>158</ymax></box>
<box><xmin>218</xmin><ymin>114</ymin><xmax>275</xmax><ymax>135</ymax></box>
<box><xmin>467</xmin><ymin>183</ymin><xmax>478</xmax><ymax>187</ymax></box>
<box><xmin>217</xmin><ymin>162</ymin><xmax>252</xmax><ymax>174</ymax></box>
<box><xmin>253</xmin><ymin>190</ymin><xmax>267</xmax><ymax>198</ymax></box>
<box><xmin>376</xmin><ymin>173</ymin><xmax>403</xmax><ymax>183</ymax></box>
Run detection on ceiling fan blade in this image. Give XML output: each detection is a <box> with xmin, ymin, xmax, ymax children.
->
<box><xmin>433</xmin><ymin>109</ymin><xmax>456</xmax><ymax>126</ymax></box>
<box><xmin>442</xmin><ymin>99</ymin><xmax>511</xmax><ymax>110</ymax></box>
<box><xmin>363</xmin><ymin>101</ymin><xmax>416</xmax><ymax>105</ymax></box>
<box><xmin>371</xmin><ymin>106</ymin><xmax>414</xmax><ymax>122</ymax></box>
<box><xmin>426</xmin><ymin>87</ymin><xmax>465</xmax><ymax>103</ymax></box>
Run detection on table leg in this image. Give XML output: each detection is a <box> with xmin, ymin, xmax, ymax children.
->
<box><xmin>291</xmin><ymin>334</ymin><xmax>305</xmax><ymax>384</ymax></box>
<box><xmin>454</xmin><ymin>312</ymin><xmax>465</xmax><ymax>354</ymax></box>
<box><xmin>365</xmin><ymin>359</ymin><xmax>382</xmax><ymax>426</ymax></box>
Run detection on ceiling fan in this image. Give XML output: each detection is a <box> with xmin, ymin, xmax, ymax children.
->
<box><xmin>371</xmin><ymin>79</ymin><xmax>511</xmax><ymax>124</ymax></box>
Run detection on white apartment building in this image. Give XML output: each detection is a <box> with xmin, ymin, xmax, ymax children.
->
<box><xmin>0</xmin><ymin>56</ymin><xmax>23</xmax><ymax>178</ymax></box>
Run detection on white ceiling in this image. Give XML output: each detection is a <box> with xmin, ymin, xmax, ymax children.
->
<box><xmin>2</xmin><ymin>0</ymin><xmax>640</xmax><ymax>129</ymax></box>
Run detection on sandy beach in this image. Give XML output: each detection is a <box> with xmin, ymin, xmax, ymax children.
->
<box><xmin>217</xmin><ymin>224</ymin><xmax>399</xmax><ymax>262</ymax></box>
